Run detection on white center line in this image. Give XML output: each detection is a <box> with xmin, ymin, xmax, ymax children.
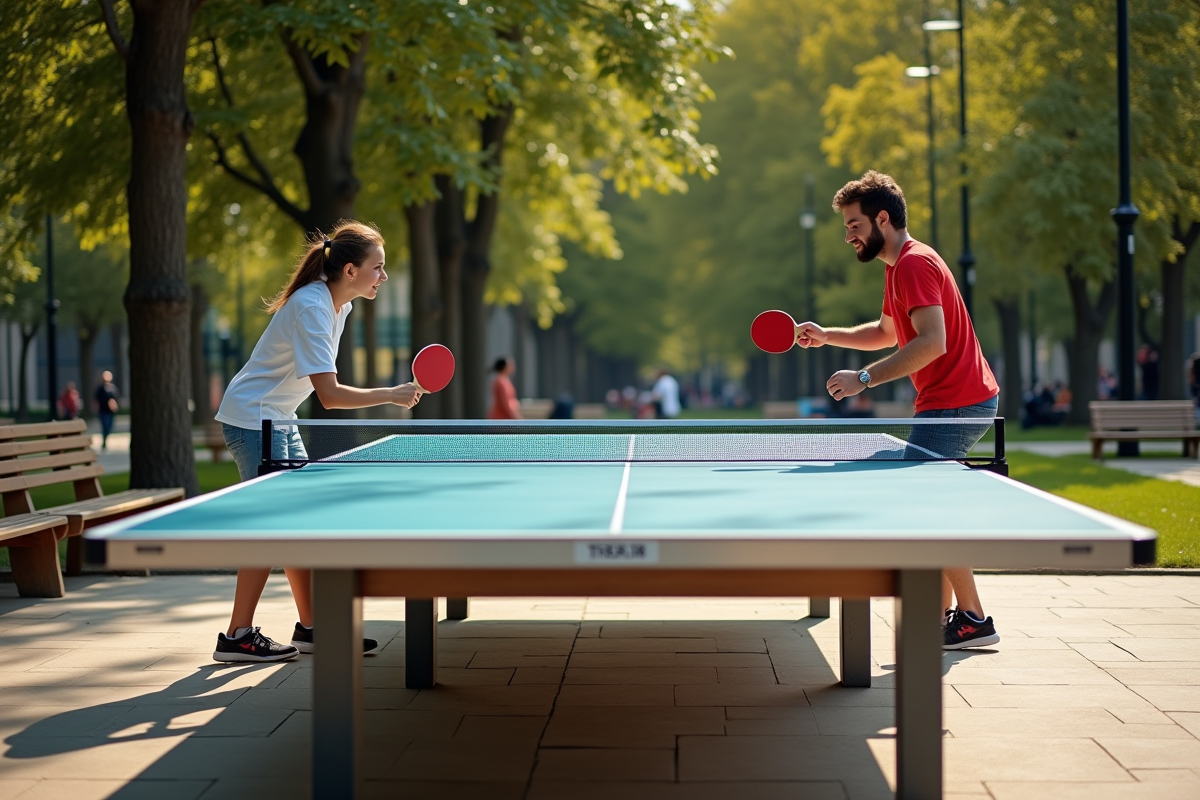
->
<box><xmin>609</xmin><ymin>435</ymin><xmax>636</xmax><ymax>534</ymax></box>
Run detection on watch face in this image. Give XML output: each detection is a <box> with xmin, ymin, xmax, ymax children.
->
<box><xmin>859</xmin><ymin>371</ymin><xmax>871</xmax><ymax>384</ymax></box>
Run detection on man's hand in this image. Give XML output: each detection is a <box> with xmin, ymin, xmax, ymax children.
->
<box><xmin>826</xmin><ymin>370</ymin><xmax>865</xmax><ymax>401</ymax></box>
<box><xmin>795</xmin><ymin>321</ymin><xmax>828</xmax><ymax>349</ymax></box>
<box><xmin>392</xmin><ymin>383</ymin><xmax>423</xmax><ymax>408</ymax></box>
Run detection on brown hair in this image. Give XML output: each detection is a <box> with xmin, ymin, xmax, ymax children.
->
<box><xmin>832</xmin><ymin>170</ymin><xmax>908</xmax><ymax>230</ymax></box>
<box><xmin>265</xmin><ymin>220</ymin><xmax>384</xmax><ymax>313</ymax></box>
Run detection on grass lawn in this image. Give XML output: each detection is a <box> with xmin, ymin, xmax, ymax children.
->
<box><xmin>2</xmin><ymin>452</ymin><xmax>1195</xmax><ymax>572</ymax></box>
<box><xmin>1007</xmin><ymin>451</ymin><xmax>1200</xmax><ymax>568</ymax></box>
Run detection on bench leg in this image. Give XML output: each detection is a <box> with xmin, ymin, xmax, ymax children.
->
<box><xmin>405</xmin><ymin>598</ymin><xmax>438</xmax><ymax>689</ymax></box>
<box><xmin>64</xmin><ymin>536</ymin><xmax>83</xmax><ymax>577</ymax></box>
<box><xmin>446</xmin><ymin>597</ymin><xmax>470</xmax><ymax>620</ymax></box>
<box><xmin>1092</xmin><ymin>439</ymin><xmax>1103</xmax><ymax>460</ymax></box>
<box><xmin>808</xmin><ymin>597</ymin><xmax>830</xmax><ymax>618</ymax></box>
<box><xmin>8</xmin><ymin>530</ymin><xmax>66</xmax><ymax>598</ymax></box>
<box><xmin>840</xmin><ymin>598</ymin><xmax>872</xmax><ymax>688</ymax></box>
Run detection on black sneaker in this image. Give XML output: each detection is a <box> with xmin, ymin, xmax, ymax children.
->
<box><xmin>943</xmin><ymin>608</ymin><xmax>1000</xmax><ymax>650</ymax></box>
<box><xmin>213</xmin><ymin>627</ymin><xmax>299</xmax><ymax>663</ymax></box>
<box><xmin>290</xmin><ymin>622</ymin><xmax>379</xmax><ymax>655</ymax></box>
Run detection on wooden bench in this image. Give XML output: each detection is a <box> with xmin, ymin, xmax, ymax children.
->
<box><xmin>1088</xmin><ymin>400</ymin><xmax>1200</xmax><ymax>459</ymax></box>
<box><xmin>193</xmin><ymin>422</ymin><xmax>227</xmax><ymax>462</ymax></box>
<box><xmin>0</xmin><ymin>419</ymin><xmax>186</xmax><ymax>597</ymax></box>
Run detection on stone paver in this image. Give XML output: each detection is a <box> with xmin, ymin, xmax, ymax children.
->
<box><xmin>0</xmin><ymin>574</ymin><xmax>1198</xmax><ymax>798</ymax></box>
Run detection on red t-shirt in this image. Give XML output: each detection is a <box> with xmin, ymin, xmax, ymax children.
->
<box><xmin>487</xmin><ymin>374</ymin><xmax>521</xmax><ymax>420</ymax></box>
<box><xmin>882</xmin><ymin>239</ymin><xmax>998</xmax><ymax>412</ymax></box>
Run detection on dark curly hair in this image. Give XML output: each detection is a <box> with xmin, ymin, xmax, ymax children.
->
<box><xmin>832</xmin><ymin>170</ymin><xmax>908</xmax><ymax>230</ymax></box>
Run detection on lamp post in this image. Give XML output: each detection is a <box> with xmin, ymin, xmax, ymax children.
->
<box><xmin>1113</xmin><ymin>0</ymin><xmax>1139</xmax><ymax>456</ymax></box>
<box><xmin>44</xmin><ymin>214</ymin><xmax>60</xmax><ymax>421</ymax></box>
<box><xmin>904</xmin><ymin>61</ymin><xmax>940</xmax><ymax>253</ymax></box>
<box><xmin>225</xmin><ymin>203</ymin><xmax>246</xmax><ymax>366</ymax></box>
<box><xmin>924</xmin><ymin>6</ymin><xmax>974</xmax><ymax>319</ymax></box>
<box><xmin>800</xmin><ymin>177</ymin><xmax>817</xmax><ymax>397</ymax></box>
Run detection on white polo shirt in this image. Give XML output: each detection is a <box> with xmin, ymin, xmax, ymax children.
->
<box><xmin>215</xmin><ymin>282</ymin><xmax>351</xmax><ymax>430</ymax></box>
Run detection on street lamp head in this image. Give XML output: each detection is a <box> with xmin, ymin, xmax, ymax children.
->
<box><xmin>800</xmin><ymin>212</ymin><xmax>816</xmax><ymax>230</ymax></box>
<box><xmin>905</xmin><ymin>66</ymin><xmax>940</xmax><ymax>79</ymax></box>
<box><xmin>922</xmin><ymin>19</ymin><xmax>962</xmax><ymax>32</ymax></box>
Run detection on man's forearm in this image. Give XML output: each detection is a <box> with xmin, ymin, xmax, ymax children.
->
<box><xmin>864</xmin><ymin>335</ymin><xmax>945</xmax><ymax>387</ymax></box>
<box><xmin>824</xmin><ymin>322</ymin><xmax>895</xmax><ymax>351</ymax></box>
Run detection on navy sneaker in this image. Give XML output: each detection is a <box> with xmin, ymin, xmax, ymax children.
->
<box><xmin>213</xmin><ymin>627</ymin><xmax>299</xmax><ymax>663</ymax></box>
<box><xmin>290</xmin><ymin>622</ymin><xmax>379</xmax><ymax>655</ymax></box>
<box><xmin>943</xmin><ymin>608</ymin><xmax>1000</xmax><ymax>650</ymax></box>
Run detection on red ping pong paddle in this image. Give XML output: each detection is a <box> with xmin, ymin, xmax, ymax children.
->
<box><xmin>751</xmin><ymin>310</ymin><xmax>798</xmax><ymax>354</ymax></box>
<box><xmin>411</xmin><ymin>344</ymin><xmax>455</xmax><ymax>393</ymax></box>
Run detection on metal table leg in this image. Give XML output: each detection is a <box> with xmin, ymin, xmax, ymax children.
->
<box><xmin>446</xmin><ymin>597</ymin><xmax>470</xmax><ymax>620</ymax></box>
<box><xmin>405</xmin><ymin>598</ymin><xmax>438</xmax><ymax>689</ymax></box>
<box><xmin>313</xmin><ymin>569</ymin><xmax>363</xmax><ymax>799</ymax></box>
<box><xmin>840</xmin><ymin>598</ymin><xmax>872</xmax><ymax>687</ymax></box>
<box><xmin>809</xmin><ymin>596</ymin><xmax>831</xmax><ymax>617</ymax></box>
<box><xmin>896</xmin><ymin>569</ymin><xmax>943</xmax><ymax>799</ymax></box>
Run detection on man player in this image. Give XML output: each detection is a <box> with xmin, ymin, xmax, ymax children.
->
<box><xmin>795</xmin><ymin>170</ymin><xmax>1001</xmax><ymax>650</ymax></box>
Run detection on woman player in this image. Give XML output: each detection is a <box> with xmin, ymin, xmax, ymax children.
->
<box><xmin>212</xmin><ymin>220</ymin><xmax>422</xmax><ymax>662</ymax></box>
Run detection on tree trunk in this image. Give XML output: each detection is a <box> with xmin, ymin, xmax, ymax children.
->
<box><xmin>110</xmin><ymin>322</ymin><xmax>126</xmax><ymax>398</ymax></box>
<box><xmin>362</xmin><ymin>300</ymin><xmax>377</xmax><ymax>387</ymax></box>
<box><xmin>1063</xmin><ymin>267</ymin><xmax>1117</xmax><ymax>426</ymax></box>
<box><xmin>16</xmin><ymin>324</ymin><xmax>37</xmax><ymax>422</ymax></box>
<box><xmin>435</xmin><ymin>175</ymin><xmax>466</xmax><ymax>419</ymax></box>
<box><xmin>993</xmin><ymin>297</ymin><xmax>1023</xmax><ymax>421</ymax></box>
<box><xmin>189</xmin><ymin>282</ymin><xmax>210</xmax><ymax>425</ymax></box>
<box><xmin>406</xmin><ymin>200</ymin><xmax>442</xmax><ymax>419</ymax></box>
<box><xmin>1160</xmin><ymin>219</ymin><xmax>1199</xmax><ymax>400</ymax></box>
<box><xmin>123</xmin><ymin>0</ymin><xmax>200</xmax><ymax>496</ymax></box>
<box><xmin>462</xmin><ymin>109</ymin><xmax>514</xmax><ymax>419</ymax></box>
<box><xmin>77</xmin><ymin>324</ymin><xmax>100</xmax><ymax>421</ymax></box>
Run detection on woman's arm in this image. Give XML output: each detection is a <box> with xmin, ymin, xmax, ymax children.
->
<box><xmin>309</xmin><ymin>373</ymin><xmax>421</xmax><ymax>410</ymax></box>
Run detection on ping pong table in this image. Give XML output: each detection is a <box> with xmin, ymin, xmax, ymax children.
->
<box><xmin>85</xmin><ymin>418</ymin><xmax>1155</xmax><ymax>800</ymax></box>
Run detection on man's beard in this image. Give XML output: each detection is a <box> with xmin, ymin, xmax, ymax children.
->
<box><xmin>855</xmin><ymin>220</ymin><xmax>886</xmax><ymax>263</ymax></box>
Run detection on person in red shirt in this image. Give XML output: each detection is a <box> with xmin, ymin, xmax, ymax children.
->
<box><xmin>795</xmin><ymin>170</ymin><xmax>1000</xmax><ymax>650</ymax></box>
<box><xmin>488</xmin><ymin>356</ymin><xmax>523</xmax><ymax>420</ymax></box>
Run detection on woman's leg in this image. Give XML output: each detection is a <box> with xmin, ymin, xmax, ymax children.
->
<box><xmin>227</xmin><ymin>569</ymin><xmax>273</xmax><ymax>635</ymax></box>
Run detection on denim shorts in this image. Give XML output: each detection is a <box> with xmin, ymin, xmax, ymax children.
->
<box><xmin>904</xmin><ymin>395</ymin><xmax>999</xmax><ymax>460</ymax></box>
<box><xmin>222</xmin><ymin>423</ymin><xmax>309</xmax><ymax>483</ymax></box>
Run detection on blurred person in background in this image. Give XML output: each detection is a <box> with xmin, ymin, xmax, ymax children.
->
<box><xmin>57</xmin><ymin>381</ymin><xmax>81</xmax><ymax>420</ymax></box>
<box><xmin>94</xmin><ymin>371</ymin><xmax>119</xmax><ymax>449</ymax></box>
<box><xmin>651</xmin><ymin>368</ymin><xmax>681</xmax><ymax>419</ymax></box>
<box><xmin>488</xmin><ymin>356</ymin><xmax>522</xmax><ymax>420</ymax></box>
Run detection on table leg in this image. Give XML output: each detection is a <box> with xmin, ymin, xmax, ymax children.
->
<box><xmin>312</xmin><ymin>569</ymin><xmax>363</xmax><ymax>799</ymax></box>
<box><xmin>896</xmin><ymin>569</ymin><xmax>943</xmax><ymax>800</ymax></box>
<box><xmin>840</xmin><ymin>598</ymin><xmax>872</xmax><ymax>688</ymax></box>
<box><xmin>809</xmin><ymin>596</ymin><xmax>831</xmax><ymax>618</ymax></box>
<box><xmin>405</xmin><ymin>598</ymin><xmax>438</xmax><ymax>689</ymax></box>
<box><xmin>446</xmin><ymin>597</ymin><xmax>470</xmax><ymax>620</ymax></box>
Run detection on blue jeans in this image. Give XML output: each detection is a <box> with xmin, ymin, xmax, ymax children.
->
<box><xmin>222</xmin><ymin>423</ymin><xmax>308</xmax><ymax>482</ymax></box>
<box><xmin>905</xmin><ymin>395</ymin><xmax>999</xmax><ymax>460</ymax></box>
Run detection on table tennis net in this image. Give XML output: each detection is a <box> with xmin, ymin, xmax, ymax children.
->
<box><xmin>262</xmin><ymin>419</ymin><xmax>1003</xmax><ymax>464</ymax></box>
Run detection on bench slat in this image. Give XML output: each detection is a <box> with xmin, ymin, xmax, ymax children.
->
<box><xmin>0</xmin><ymin>464</ymin><xmax>105</xmax><ymax>495</ymax></box>
<box><xmin>41</xmin><ymin>488</ymin><xmax>186</xmax><ymax>522</ymax></box>
<box><xmin>0</xmin><ymin>513</ymin><xmax>69</xmax><ymax>542</ymax></box>
<box><xmin>0</xmin><ymin>419</ymin><xmax>87</xmax><ymax>441</ymax></box>
<box><xmin>0</xmin><ymin>434</ymin><xmax>95</xmax><ymax>459</ymax></box>
<box><xmin>1088</xmin><ymin>431</ymin><xmax>1200</xmax><ymax>440</ymax></box>
<box><xmin>0</xmin><ymin>449</ymin><xmax>97</xmax><ymax>478</ymax></box>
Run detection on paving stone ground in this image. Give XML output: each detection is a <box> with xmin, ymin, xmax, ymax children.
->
<box><xmin>1</xmin><ymin>573</ymin><xmax>1198</xmax><ymax>799</ymax></box>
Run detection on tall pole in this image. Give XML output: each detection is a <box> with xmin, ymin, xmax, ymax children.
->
<box><xmin>924</xmin><ymin>12</ymin><xmax>939</xmax><ymax>251</ymax></box>
<box><xmin>955</xmin><ymin>0</ymin><xmax>974</xmax><ymax>318</ymax></box>
<box><xmin>1028</xmin><ymin>290</ymin><xmax>1037</xmax><ymax>390</ymax></box>
<box><xmin>804</xmin><ymin>176</ymin><xmax>817</xmax><ymax>397</ymax></box>
<box><xmin>44</xmin><ymin>215</ymin><xmax>60</xmax><ymax>421</ymax></box>
<box><xmin>1112</xmin><ymin>0</ymin><xmax>1140</xmax><ymax>456</ymax></box>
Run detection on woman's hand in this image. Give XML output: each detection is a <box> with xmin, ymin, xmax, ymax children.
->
<box><xmin>392</xmin><ymin>383</ymin><xmax>423</xmax><ymax>409</ymax></box>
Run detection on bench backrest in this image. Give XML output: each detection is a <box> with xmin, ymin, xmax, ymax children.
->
<box><xmin>1089</xmin><ymin>400</ymin><xmax>1197</xmax><ymax>432</ymax></box>
<box><xmin>0</xmin><ymin>419</ymin><xmax>103</xmax><ymax>515</ymax></box>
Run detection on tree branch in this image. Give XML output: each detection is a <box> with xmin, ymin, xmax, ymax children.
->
<box><xmin>208</xmin><ymin>35</ymin><xmax>236</xmax><ymax>108</ymax></box>
<box><xmin>206</xmin><ymin>131</ymin><xmax>307</xmax><ymax>226</ymax></box>
<box><xmin>98</xmin><ymin>0</ymin><xmax>129</xmax><ymax>62</ymax></box>
<box><xmin>281</xmin><ymin>31</ymin><xmax>323</xmax><ymax>95</ymax></box>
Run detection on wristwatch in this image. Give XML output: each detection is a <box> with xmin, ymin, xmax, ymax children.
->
<box><xmin>858</xmin><ymin>369</ymin><xmax>872</xmax><ymax>387</ymax></box>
